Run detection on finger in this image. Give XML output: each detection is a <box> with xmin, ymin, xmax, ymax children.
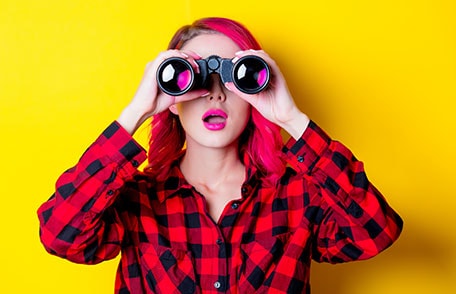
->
<box><xmin>179</xmin><ymin>50</ymin><xmax>202</xmax><ymax>73</ymax></box>
<box><xmin>233</xmin><ymin>49</ymin><xmax>266</xmax><ymax>60</ymax></box>
<box><xmin>173</xmin><ymin>89</ymin><xmax>210</xmax><ymax>104</ymax></box>
<box><xmin>182</xmin><ymin>50</ymin><xmax>202</xmax><ymax>60</ymax></box>
<box><xmin>147</xmin><ymin>50</ymin><xmax>189</xmax><ymax>79</ymax></box>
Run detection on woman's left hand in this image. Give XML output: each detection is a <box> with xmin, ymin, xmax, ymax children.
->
<box><xmin>225</xmin><ymin>50</ymin><xmax>310</xmax><ymax>139</ymax></box>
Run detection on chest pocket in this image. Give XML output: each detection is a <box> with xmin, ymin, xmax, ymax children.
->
<box><xmin>138</xmin><ymin>243</ymin><xmax>197</xmax><ymax>294</ymax></box>
<box><xmin>238</xmin><ymin>232</ymin><xmax>292</xmax><ymax>293</ymax></box>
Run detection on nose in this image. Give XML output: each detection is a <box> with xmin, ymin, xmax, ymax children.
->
<box><xmin>206</xmin><ymin>74</ymin><xmax>226</xmax><ymax>102</ymax></box>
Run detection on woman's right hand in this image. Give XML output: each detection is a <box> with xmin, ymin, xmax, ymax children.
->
<box><xmin>117</xmin><ymin>50</ymin><xmax>208</xmax><ymax>135</ymax></box>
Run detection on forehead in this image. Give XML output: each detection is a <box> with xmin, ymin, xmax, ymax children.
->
<box><xmin>180</xmin><ymin>33</ymin><xmax>241</xmax><ymax>59</ymax></box>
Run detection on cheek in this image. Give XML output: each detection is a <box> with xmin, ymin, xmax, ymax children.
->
<box><xmin>174</xmin><ymin>107</ymin><xmax>196</xmax><ymax>132</ymax></box>
<box><xmin>233</xmin><ymin>104</ymin><xmax>251</xmax><ymax>128</ymax></box>
<box><xmin>238</xmin><ymin>98</ymin><xmax>251</xmax><ymax>118</ymax></box>
<box><xmin>176</xmin><ymin>100</ymin><xmax>200</xmax><ymax>120</ymax></box>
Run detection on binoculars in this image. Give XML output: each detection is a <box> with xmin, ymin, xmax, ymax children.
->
<box><xmin>157</xmin><ymin>55</ymin><xmax>270</xmax><ymax>96</ymax></box>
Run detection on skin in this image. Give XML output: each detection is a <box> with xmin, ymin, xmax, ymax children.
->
<box><xmin>117</xmin><ymin>33</ymin><xmax>310</xmax><ymax>221</ymax></box>
<box><xmin>171</xmin><ymin>34</ymin><xmax>252</xmax><ymax>151</ymax></box>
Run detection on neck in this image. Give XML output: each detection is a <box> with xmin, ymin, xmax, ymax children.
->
<box><xmin>180</xmin><ymin>143</ymin><xmax>245</xmax><ymax>190</ymax></box>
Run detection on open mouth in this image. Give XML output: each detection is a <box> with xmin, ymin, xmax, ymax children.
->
<box><xmin>202</xmin><ymin>109</ymin><xmax>227</xmax><ymax>130</ymax></box>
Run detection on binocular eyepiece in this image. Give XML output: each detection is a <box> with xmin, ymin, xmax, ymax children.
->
<box><xmin>157</xmin><ymin>55</ymin><xmax>270</xmax><ymax>96</ymax></box>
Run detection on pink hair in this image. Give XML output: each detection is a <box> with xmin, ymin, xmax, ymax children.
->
<box><xmin>146</xmin><ymin>17</ymin><xmax>285</xmax><ymax>186</ymax></box>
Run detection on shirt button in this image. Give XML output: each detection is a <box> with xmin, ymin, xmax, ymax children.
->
<box><xmin>107</xmin><ymin>190</ymin><xmax>114</xmax><ymax>196</ymax></box>
<box><xmin>132</xmin><ymin>160</ymin><xmax>139</xmax><ymax>167</ymax></box>
<box><xmin>231</xmin><ymin>202</ymin><xmax>239</xmax><ymax>209</ymax></box>
<box><xmin>216</xmin><ymin>239</ymin><xmax>223</xmax><ymax>245</ymax></box>
<box><xmin>297</xmin><ymin>155</ymin><xmax>304</xmax><ymax>162</ymax></box>
<box><xmin>214</xmin><ymin>281</ymin><xmax>221</xmax><ymax>289</ymax></box>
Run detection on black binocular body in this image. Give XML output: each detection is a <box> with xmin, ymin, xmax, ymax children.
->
<box><xmin>157</xmin><ymin>55</ymin><xmax>270</xmax><ymax>96</ymax></box>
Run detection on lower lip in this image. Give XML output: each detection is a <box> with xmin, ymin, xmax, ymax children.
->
<box><xmin>203</xmin><ymin>122</ymin><xmax>226</xmax><ymax>131</ymax></box>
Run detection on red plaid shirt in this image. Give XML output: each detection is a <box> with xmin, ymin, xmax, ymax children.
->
<box><xmin>38</xmin><ymin>121</ymin><xmax>402</xmax><ymax>293</ymax></box>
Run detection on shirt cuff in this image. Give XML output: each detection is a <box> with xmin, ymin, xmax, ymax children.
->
<box><xmin>95</xmin><ymin>121</ymin><xmax>147</xmax><ymax>171</ymax></box>
<box><xmin>283</xmin><ymin>120</ymin><xmax>331</xmax><ymax>174</ymax></box>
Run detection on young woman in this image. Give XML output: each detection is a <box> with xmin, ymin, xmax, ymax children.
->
<box><xmin>38</xmin><ymin>17</ymin><xmax>403</xmax><ymax>293</ymax></box>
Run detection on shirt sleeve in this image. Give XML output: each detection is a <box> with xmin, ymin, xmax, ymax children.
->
<box><xmin>283</xmin><ymin>120</ymin><xmax>403</xmax><ymax>263</ymax></box>
<box><xmin>37</xmin><ymin>121</ymin><xmax>147</xmax><ymax>264</ymax></box>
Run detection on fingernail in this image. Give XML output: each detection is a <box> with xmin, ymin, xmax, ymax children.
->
<box><xmin>192</xmin><ymin>60</ymin><xmax>200</xmax><ymax>73</ymax></box>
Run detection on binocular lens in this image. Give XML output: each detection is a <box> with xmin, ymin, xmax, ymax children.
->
<box><xmin>157</xmin><ymin>58</ymin><xmax>194</xmax><ymax>96</ymax></box>
<box><xmin>233</xmin><ymin>56</ymin><xmax>270</xmax><ymax>94</ymax></box>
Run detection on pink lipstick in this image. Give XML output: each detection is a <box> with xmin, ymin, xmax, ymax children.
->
<box><xmin>202</xmin><ymin>109</ymin><xmax>228</xmax><ymax>131</ymax></box>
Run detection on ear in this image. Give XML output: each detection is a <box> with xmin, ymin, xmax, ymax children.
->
<box><xmin>169</xmin><ymin>104</ymin><xmax>179</xmax><ymax>115</ymax></box>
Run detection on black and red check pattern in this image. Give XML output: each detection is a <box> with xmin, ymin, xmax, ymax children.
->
<box><xmin>38</xmin><ymin>121</ymin><xmax>402</xmax><ymax>293</ymax></box>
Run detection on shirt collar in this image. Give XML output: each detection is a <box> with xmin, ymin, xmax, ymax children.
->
<box><xmin>154</xmin><ymin>151</ymin><xmax>260</xmax><ymax>204</ymax></box>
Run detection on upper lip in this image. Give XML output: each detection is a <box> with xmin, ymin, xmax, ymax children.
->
<box><xmin>202</xmin><ymin>109</ymin><xmax>228</xmax><ymax>121</ymax></box>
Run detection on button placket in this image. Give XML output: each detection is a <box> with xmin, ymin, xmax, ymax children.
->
<box><xmin>241</xmin><ymin>184</ymin><xmax>251</xmax><ymax>197</ymax></box>
<box><xmin>214</xmin><ymin>281</ymin><xmax>221</xmax><ymax>289</ymax></box>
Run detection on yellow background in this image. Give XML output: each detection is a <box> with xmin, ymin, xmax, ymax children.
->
<box><xmin>1</xmin><ymin>0</ymin><xmax>455</xmax><ymax>293</ymax></box>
